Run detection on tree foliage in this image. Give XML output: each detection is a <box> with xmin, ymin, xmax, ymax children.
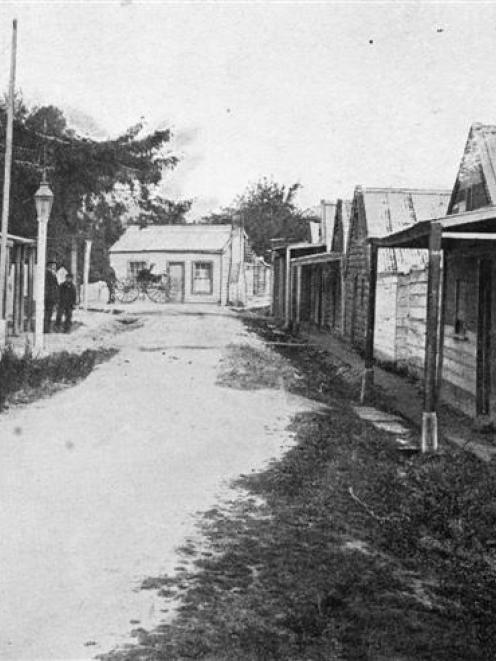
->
<box><xmin>202</xmin><ymin>178</ymin><xmax>314</xmax><ymax>258</ymax></box>
<box><xmin>0</xmin><ymin>98</ymin><xmax>180</xmax><ymax>277</ymax></box>
<box><xmin>137</xmin><ymin>191</ymin><xmax>192</xmax><ymax>227</ymax></box>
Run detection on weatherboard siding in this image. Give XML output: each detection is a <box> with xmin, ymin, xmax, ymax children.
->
<box><xmin>110</xmin><ymin>251</ymin><xmax>223</xmax><ymax>303</ymax></box>
<box><xmin>374</xmin><ymin>273</ymin><xmax>398</xmax><ymax>362</ymax></box>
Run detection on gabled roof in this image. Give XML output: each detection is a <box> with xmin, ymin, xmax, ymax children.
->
<box><xmin>351</xmin><ymin>187</ymin><xmax>450</xmax><ymax>273</ymax></box>
<box><xmin>110</xmin><ymin>224</ymin><xmax>233</xmax><ymax>253</ymax></box>
<box><xmin>448</xmin><ymin>123</ymin><xmax>496</xmax><ymax>213</ymax></box>
<box><xmin>368</xmin><ymin>124</ymin><xmax>496</xmax><ymax>251</ymax></box>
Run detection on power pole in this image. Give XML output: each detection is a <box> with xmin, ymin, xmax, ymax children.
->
<box><xmin>0</xmin><ymin>19</ymin><xmax>18</xmax><ymax>326</ymax></box>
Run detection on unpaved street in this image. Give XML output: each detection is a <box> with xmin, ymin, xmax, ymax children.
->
<box><xmin>0</xmin><ymin>305</ymin><xmax>317</xmax><ymax>660</ymax></box>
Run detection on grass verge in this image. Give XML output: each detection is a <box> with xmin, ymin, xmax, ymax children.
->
<box><xmin>102</xmin><ymin>317</ymin><xmax>496</xmax><ymax>661</ymax></box>
<box><xmin>0</xmin><ymin>344</ymin><xmax>117</xmax><ymax>410</ymax></box>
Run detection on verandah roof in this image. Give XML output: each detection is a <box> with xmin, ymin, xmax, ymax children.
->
<box><xmin>0</xmin><ymin>232</ymin><xmax>35</xmax><ymax>247</ymax></box>
<box><xmin>369</xmin><ymin>205</ymin><xmax>496</xmax><ymax>249</ymax></box>
<box><xmin>291</xmin><ymin>251</ymin><xmax>342</xmax><ymax>266</ymax></box>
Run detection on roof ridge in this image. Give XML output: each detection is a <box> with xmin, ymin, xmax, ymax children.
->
<box><xmin>361</xmin><ymin>187</ymin><xmax>451</xmax><ymax>195</ymax></box>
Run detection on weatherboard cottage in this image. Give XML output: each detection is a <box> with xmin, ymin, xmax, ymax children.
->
<box><xmin>110</xmin><ymin>222</ymin><xmax>253</xmax><ymax>306</ymax></box>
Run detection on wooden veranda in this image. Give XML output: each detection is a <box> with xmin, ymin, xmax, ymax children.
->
<box><xmin>362</xmin><ymin>205</ymin><xmax>496</xmax><ymax>451</ymax></box>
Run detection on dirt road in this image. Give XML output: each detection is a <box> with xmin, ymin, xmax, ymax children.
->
<box><xmin>0</xmin><ymin>305</ymin><xmax>317</xmax><ymax>660</ymax></box>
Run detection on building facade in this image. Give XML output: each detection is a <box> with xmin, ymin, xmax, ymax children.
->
<box><xmin>109</xmin><ymin>223</ymin><xmax>256</xmax><ymax>306</ymax></box>
<box><xmin>344</xmin><ymin>187</ymin><xmax>450</xmax><ymax>356</ymax></box>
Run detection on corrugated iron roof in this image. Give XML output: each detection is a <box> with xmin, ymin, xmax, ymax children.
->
<box><xmin>359</xmin><ymin>187</ymin><xmax>450</xmax><ymax>273</ymax></box>
<box><xmin>110</xmin><ymin>224</ymin><xmax>233</xmax><ymax>253</ymax></box>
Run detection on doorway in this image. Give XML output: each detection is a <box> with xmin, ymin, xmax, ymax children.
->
<box><xmin>168</xmin><ymin>262</ymin><xmax>185</xmax><ymax>302</ymax></box>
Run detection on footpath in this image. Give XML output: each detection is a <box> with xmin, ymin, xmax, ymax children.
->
<box><xmin>294</xmin><ymin>324</ymin><xmax>496</xmax><ymax>463</ymax></box>
<box><xmin>238</xmin><ymin>308</ymin><xmax>496</xmax><ymax>464</ymax></box>
<box><xmin>5</xmin><ymin>305</ymin><xmax>135</xmax><ymax>357</ymax></box>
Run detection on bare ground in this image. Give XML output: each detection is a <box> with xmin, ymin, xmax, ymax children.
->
<box><xmin>0</xmin><ymin>305</ymin><xmax>321</xmax><ymax>660</ymax></box>
<box><xmin>101</xmin><ymin>314</ymin><xmax>496</xmax><ymax>661</ymax></box>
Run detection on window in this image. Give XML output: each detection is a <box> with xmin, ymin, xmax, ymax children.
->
<box><xmin>455</xmin><ymin>279</ymin><xmax>468</xmax><ymax>337</ymax></box>
<box><xmin>128</xmin><ymin>261</ymin><xmax>147</xmax><ymax>280</ymax></box>
<box><xmin>192</xmin><ymin>261</ymin><xmax>213</xmax><ymax>294</ymax></box>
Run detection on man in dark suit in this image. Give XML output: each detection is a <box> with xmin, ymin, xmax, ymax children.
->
<box><xmin>44</xmin><ymin>261</ymin><xmax>59</xmax><ymax>333</ymax></box>
<box><xmin>55</xmin><ymin>272</ymin><xmax>77</xmax><ymax>333</ymax></box>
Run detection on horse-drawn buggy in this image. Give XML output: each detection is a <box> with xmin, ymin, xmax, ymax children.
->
<box><xmin>115</xmin><ymin>266</ymin><xmax>171</xmax><ymax>304</ymax></box>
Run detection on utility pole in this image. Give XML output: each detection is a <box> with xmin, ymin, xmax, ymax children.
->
<box><xmin>0</xmin><ymin>19</ymin><xmax>17</xmax><ymax>335</ymax></box>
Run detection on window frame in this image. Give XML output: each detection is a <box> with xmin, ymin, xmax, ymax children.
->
<box><xmin>191</xmin><ymin>260</ymin><xmax>214</xmax><ymax>295</ymax></box>
<box><xmin>128</xmin><ymin>260</ymin><xmax>148</xmax><ymax>281</ymax></box>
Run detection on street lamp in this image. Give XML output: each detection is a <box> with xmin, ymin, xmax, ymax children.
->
<box><xmin>34</xmin><ymin>170</ymin><xmax>54</xmax><ymax>351</ymax></box>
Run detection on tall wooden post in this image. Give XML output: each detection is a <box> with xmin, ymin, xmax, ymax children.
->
<box><xmin>82</xmin><ymin>239</ymin><xmax>92</xmax><ymax>310</ymax></box>
<box><xmin>12</xmin><ymin>244</ymin><xmax>21</xmax><ymax>335</ymax></box>
<box><xmin>340</xmin><ymin>256</ymin><xmax>346</xmax><ymax>335</ymax></box>
<box><xmin>270</xmin><ymin>251</ymin><xmax>276</xmax><ymax>316</ymax></box>
<box><xmin>436</xmin><ymin>251</ymin><xmax>447</xmax><ymax>403</ymax></box>
<box><xmin>422</xmin><ymin>222</ymin><xmax>442</xmax><ymax>452</ymax></box>
<box><xmin>0</xmin><ymin>19</ymin><xmax>17</xmax><ymax>332</ymax></box>
<box><xmin>27</xmin><ymin>247</ymin><xmax>34</xmax><ymax>331</ymax></box>
<box><xmin>71</xmin><ymin>236</ymin><xmax>78</xmax><ymax>302</ymax></box>
<box><xmin>361</xmin><ymin>243</ymin><xmax>378</xmax><ymax>403</ymax></box>
<box><xmin>295</xmin><ymin>264</ymin><xmax>302</xmax><ymax>331</ymax></box>
<box><xmin>284</xmin><ymin>246</ymin><xmax>291</xmax><ymax>328</ymax></box>
<box><xmin>18</xmin><ymin>244</ymin><xmax>25</xmax><ymax>333</ymax></box>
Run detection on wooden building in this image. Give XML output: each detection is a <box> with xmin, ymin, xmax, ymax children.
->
<box><xmin>271</xmin><ymin>239</ymin><xmax>325</xmax><ymax>324</ymax></box>
<box><xmin>109</xmin><ymin>223</ymin><xmax>257</xmax><ymax>306</ymax></box>
<box><xmin>364</xmin><ymin>123</ymin><xmax>496</xmax><ymax>449</ymax></box>
<box><xmin>1</xmin><ymin>232</ymin><xmax>36</xmax><ymax>338</ymax></box>
<box><xmin>344</xmin><ymin>187</ymin><xmax>450</xmax><ymax>355</ymax></box>
<box><xmin>290</xmin><ymin>199</ymin><xmax>351</xmax><ymax>332</ymax></box>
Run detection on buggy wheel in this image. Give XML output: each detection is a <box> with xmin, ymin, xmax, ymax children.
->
<box><xmin>115</xmin><ymin>280</ymin><xmax>139</xmax><ymax>303</ymax></box>
<box><xmin>146</xmin><ymin>284</ymin><xmax>170</xmax><ymax>304</ymax></box>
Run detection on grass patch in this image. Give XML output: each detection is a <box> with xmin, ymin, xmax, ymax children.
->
<box><xmin>217</xmin><ymin>342</ymin><xmax>302</xmax><ymax>391</ymax></box>
<box><xmin>102</xmin><ymin>318</ymin><xmax>496</xmax><ymax>661</ymax></box>
<box><xmin>0</xmin><ymin>344</ymin><xmax>117</xmax><ymax>410</ymax></box>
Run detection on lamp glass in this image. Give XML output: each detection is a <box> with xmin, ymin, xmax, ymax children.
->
<box><xmin>35</xmin><ymin>184</ymin><xmax>54</xmax><ymax>221</ymax></box>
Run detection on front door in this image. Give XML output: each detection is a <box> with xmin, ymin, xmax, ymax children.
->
<box><xmin>168</xmin><ymin>262</ymin><xmax>185</xmax><ymax>302</ymax></box>
<box><xmin>477</xmin><ymin>259</ymin><xmax>492</xmax><ymax>415</ymax></box>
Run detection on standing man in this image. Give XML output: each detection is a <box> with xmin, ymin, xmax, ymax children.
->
<box><xmin>105</xmin><ymin>264</ymin><xmax>116</xmax><ymax>304</ymax></box>
<box><xmin>55</xmin><ymin>272</ymin><xmax>77</xmax><ymax>333</ymax></box>
<box><xmin>44</xmin><ymin>261</ymin><xmax>59</xmax><ymax>333</ymax></box>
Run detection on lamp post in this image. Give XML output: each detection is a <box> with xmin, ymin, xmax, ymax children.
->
<box><xmin>231</xmin><ymin>212</ymin><xmax>246</xmax><ymax>306</ymax></box>
<box><xmin>34</xmin><ymin>171</ymin><xmax>54</xmax><ymax>351</ymax></box>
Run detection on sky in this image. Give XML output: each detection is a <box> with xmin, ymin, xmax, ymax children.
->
<box><xmin>1</xmin><ymin>1</ymin><xmax>496</xmax><ymax>218</ymax></box>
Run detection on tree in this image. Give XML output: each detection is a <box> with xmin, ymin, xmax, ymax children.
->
<box><xmin>136</xmin><ymin>191</ymin><xmax>192</xmax><ymax>227</ymax></box>
<box><xmin>202</xmin><ymin>178</ymin><xmax>315</xmax><ymax>258</ymax></box>
<box><xmin>0</xmin><ymin>99</ymin><xmax>180</xmax><ymax>276</ymax></box>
